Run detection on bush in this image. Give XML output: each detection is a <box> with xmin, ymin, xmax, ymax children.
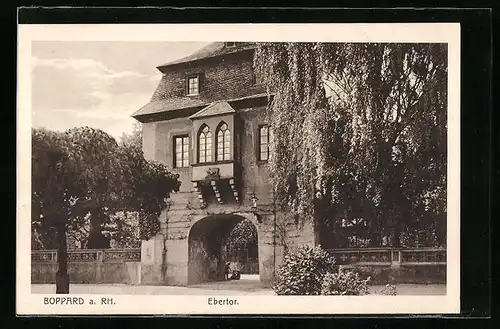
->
<box><xmin>320</xmin><ymin>269</ymin><xmax>370</xmax><ymax>295</ymax></box>
<box><xmin>273</xmin><ymin>245</ymin><xmax>336</xmax><ymax>295</ymax></box>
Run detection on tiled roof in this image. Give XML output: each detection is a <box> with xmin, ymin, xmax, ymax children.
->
<box><xmin>157</xmin><ymin>42</ymin><xmax>257</xmax><ymax>71</ymax></box>
<box><xmin>132</xmin><ymin>90</ymin><xmax>268</xmax><ymax>119</ymax></box>
<box><xmin>132</xmin><ymin>97</ymin><xmax>209</xmax><ymax>117</ymax></box>
<box><xmin>190</xmin><ymin>101</ymin><xmax>235</xmax><ymax>119</ymax></box>
<box><xmin>132</xmin><ymin>41</ymin><xmax>267</xmax><ymax>121</ymax></box>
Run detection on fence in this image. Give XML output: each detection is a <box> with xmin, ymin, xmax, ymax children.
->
<box><xmin>32</xmin><ymin>249</ymin><xmax>141</xmax><ymax>263</ymax></box>
<box><xmin>31</xmin><ymin>249</ymin><xmax>142</xmax><ymax>284</ymax></box>
<box><xmin>32</xmin><ymin>247</ymin><xmax>446</xmax><ymax>284</ymax></box>
<box><xmin>326</xmin><ymin>247</ymin><xmax>446</xmax><ymax>266</ymax></box>
<box><xmin>326</xmin><ymin>247</ymin><xmax>446</xmax><ymax>284</ymax></box>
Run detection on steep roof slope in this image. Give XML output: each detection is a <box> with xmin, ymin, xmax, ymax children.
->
<box><xmin>189</xmin><ymin>101</ymin><xmax>236</xmax><ymax>119</ymax></box>
<box><xmin>157</xmin><ymin>42</ymin><xmax>257</xmax><ymax>72</ymax></box>
<box><xmin>133</xmin><ymin>42</ymin><xmax>266</xmax><ymax>121</ymax></box>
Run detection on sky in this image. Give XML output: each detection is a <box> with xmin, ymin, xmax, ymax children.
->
<box><xmin>31</xmin><ymin>41</ymin><xmax>210</xmax><ymax>140</ymax></box>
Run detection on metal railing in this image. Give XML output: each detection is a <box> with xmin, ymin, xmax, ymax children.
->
<box><xmin>31</xmin><ymin>249</ymin><xmax>141</xmax><ymax>263</ymax></box>
<box><xmin>32</xmin><ymin>247</ymin><xmax>445</xmax><ymax>267</ymax></box>
<box><xmin>326</xmin><ymin>247</ymin><xmax>446</xmax><ymax>266</ymax></box>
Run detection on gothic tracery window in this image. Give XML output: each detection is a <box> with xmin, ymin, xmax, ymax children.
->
<box><xmin>216</xmin><ymin>122</ymin><xmax>231</xmax><ymax>161</ymax></box>
<box><xmin>198</xmin><ymin>125</ymin><xmax>212</xmax><ymax>163</ymax></box>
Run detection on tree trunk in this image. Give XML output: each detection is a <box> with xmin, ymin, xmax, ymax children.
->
<box><xmin>393</xmin><ymin>220</ymin><xmax>402</xmax><ymax>248</ymax></box>
<box><xmin>55</xmin><ymin>220</ymin><xmax>69</xmax><ymax>294</ymax></box>
<box><xmin>87</xmin><ymin>207</ymin><xmax>110</xmax><ymax>249</ymax></box>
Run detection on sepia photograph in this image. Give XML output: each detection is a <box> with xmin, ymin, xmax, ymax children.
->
<box><xmin>17</xmin><ymin>23</ymin><xmax>460</xmax><ymax>315</ymax></box>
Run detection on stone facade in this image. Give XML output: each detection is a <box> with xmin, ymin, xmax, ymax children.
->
<box><xmin>133</xmin><ymin>42</ymin><xmax>316</xmax><ymax>287</ymax></box>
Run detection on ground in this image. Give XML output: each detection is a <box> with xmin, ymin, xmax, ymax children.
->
<box><xmin>32</xmin><ymin>274</ymin><xmax>446</xmax><ymax>295</ymax></box>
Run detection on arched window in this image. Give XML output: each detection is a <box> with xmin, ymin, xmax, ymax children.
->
<box><xmin>216</xmin><ymin>122</ymin><xmax>231</xmax><ymax>161</ymax></box>
<box><xmin>198</xmin><ymin>125</ymin><xmax>212</xmax><ymax>163</ymax></box>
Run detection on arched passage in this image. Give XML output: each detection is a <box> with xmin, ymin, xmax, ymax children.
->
<box><xmin>187</xmin><ymin>214</ymin><xmax>259</xmax><ymax>285</ymax></box>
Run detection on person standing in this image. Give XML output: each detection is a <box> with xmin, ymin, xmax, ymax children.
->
<box><xmin>224</xmin><ymin>262</ymin><xmax>231</xmax><ymax>280</ymax></box>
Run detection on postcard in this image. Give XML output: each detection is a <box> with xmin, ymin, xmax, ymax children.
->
<box><xmin>17</xmin><ymin>22</ymin><xmax>460</xmax><ymax>315</ymax></box>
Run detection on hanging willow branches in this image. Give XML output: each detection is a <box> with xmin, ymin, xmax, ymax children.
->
<box><xmin>254</xmin><ymin>42</ymin><xmax>447</xmax><ymax>247</ymax></box>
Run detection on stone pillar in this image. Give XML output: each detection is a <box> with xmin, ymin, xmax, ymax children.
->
<box><xmin>298</xmin><ymin>220</ymin><xmax>317</xmax><ymax>246</ymax></box>
<box><xmin>259</xmin><ymin>216</ymin><xmax>317</xmax><ymax>287</ymax></box>
<box><xmin>160</xmin><ymin>207</ymin><xmax>190</xmax><ymax>286</ymax></box>
<box><xmin>285</xmin><ymin>219</ymin><xmax>317</xmax><ymax>250</ymax></box>
<box><xmin>140</xmin><ymin>234</ymin><xmax>165</xmax><ymax>285</ymax></box>
<box><xmin>389</xmin><ymin>249</ymin><xmax>402</xmax><ymax>282</ymax></box>
<box><xmin>96</xmin><ymin>250</ymin><xmax>103</xmax><ymax>283</ymax></box>
<box><xmin>164</xmin><ymin>238</ymin><xmax>189</xmax><ymax>286</ymax></box>
<box><xmin>256</xmin><ymin>213</ymin><xmax>280</xmax><ymax>287</ymax></box>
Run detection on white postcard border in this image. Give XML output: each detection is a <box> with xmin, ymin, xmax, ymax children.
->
<box><xmin>17</xmin><ymin>23</ymin><xmax>461</xmax><ymax>315</ymax></box>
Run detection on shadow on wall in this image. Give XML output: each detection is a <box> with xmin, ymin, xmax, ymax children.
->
<box><xmin>187</xmin><ymin>214</ymin><xmax>257</xmax><ymax>285</ymax></box>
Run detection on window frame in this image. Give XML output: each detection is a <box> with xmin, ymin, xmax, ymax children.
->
<box><xmin>257</xmin><ymin>124</ymin><xmax>271</xmax><ymax>162</ymax></box>
<box><xmin>186</xmin><ymin>75</ymin><xmax>200</xmax><ymax>96</ymax></box>
<box><xmin>173</xmin><ymin>134</ymin><xmax>190</xmax><ymax>168</ymax></box>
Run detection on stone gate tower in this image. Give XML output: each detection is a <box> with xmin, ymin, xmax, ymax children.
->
<box><xmin>132</xmin><ymin>42</ymin><xmax>316</xmax><ymax>286</ymax></box>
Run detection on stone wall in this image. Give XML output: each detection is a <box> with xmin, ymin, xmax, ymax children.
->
<box><xmin>31</xmin><ymin>249</ymin><xmax>143</xmax><ymax>284</ymax></box>
<box><xmin>32</xmin><ymin>262</ymin><xmax>142</xmax><ymax>284</ymax></box>
<box><xmin>329</xmin><ymin>248</ymin><xmax>447</xmax><ymax>284</ymax></box>
<box><xmin>337</xmin><ymin>264</ymin><xmax>447</xmax><ymax>284</ymax></box>
<box><xmin>140</xmin><ymin>194</ymin><xmax>316</xmax><ymax>287</ymax></box>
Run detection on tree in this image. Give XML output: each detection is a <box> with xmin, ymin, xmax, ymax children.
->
<box><xmin>32</xmin><ymin>126</ymin><xmax>181</xmax><ymax>293</ymax></box>
<box><xmin>65</xmin><ymin>211</ymin><xmax>141</xmax><ymax>249</ymax></box>
<box><xmin>120</xmin><ymin>122</ymin><xmax>143</xmax><ymax>150</ymax></box>
<box><xmin>104</xmin><ymin>211</ymin><xmax>141</xmax><ymax>248</ymax></box>
<box><xmin>32</xmin><ymin>128</ymin><xmax>78</xmax><ymax>293</ymax></box>
<box><xmin>116</xmin><ymin>131</ymin><xmax>181</xmax><ymax>240</ymax></box>
<box><xmin>254</xmin><ymin>42</ymin><xmax>447</xmax><ymax>248</ymax></box>
<box><xmin>226</xmin><ymin>220</ymin><xmax>258</xmax><ymax>260</ymax></box>
<box><xmin>64</xmin><ymin>127</ymin><xmax>123</xmax><ymax>249</ymax></box>
<box><xmin>64</xmin><ymin>126</ymin><xmax>180</xmax><ymax>247</ymax></box>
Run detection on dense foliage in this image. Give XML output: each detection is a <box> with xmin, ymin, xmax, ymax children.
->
<box><xmin>272</xmin><ymin>245</ymin><xmax>336</xmax><ymax>295</ymax></box>
<box><xmin>226</xmin><ymin>219</ymin><xmax>258</xmax><ymax>257</ymax></box>
<box><xmin>320</xmin><ymin>269</ymin><xmax>370</xmax><ymax>296</ymax></box>
<box><xmin>62</xmin><ymin>211</ymin><xmax>141</xmax><ymax>249</ymax></box>
<box><xmin>32</xmin><ymin>128</ymin><xmax>75</xmax><ymax>260</ymax></box>
<box><xmin>254</xmin><ymin>42</ymin><xmax>447</xmax><ymax>248</ymax></box>
<box><xmin>32</xmin><ymin>126</ymin><xmax>180</xmax><ymax>250</ymax></box>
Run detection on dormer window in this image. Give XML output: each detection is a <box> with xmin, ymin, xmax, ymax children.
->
<box><xmin>187</xmin><ymin>75</ymin><xmax>199</xmax><ymax>96</ymax></box>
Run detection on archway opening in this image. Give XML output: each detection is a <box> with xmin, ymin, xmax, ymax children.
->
<box><xmin>187</xmin><ymin>214</ymin><xmax>259</xmax><ymax>285</ymax></box>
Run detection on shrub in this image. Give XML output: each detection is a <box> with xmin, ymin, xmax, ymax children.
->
<box><xmin>273</xmin><ymin>245</ymin><xmax>336</xmax><ymax>295</ymax></box>
<box><xmin>320</xmin><ymin>269</ymin><xmax>370</xmax><ymax>295</ymax></box>
<box><xmin>380</xmin><ymin>283</ymin><xmax>398</xmax><ymax>295</ymax></box>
